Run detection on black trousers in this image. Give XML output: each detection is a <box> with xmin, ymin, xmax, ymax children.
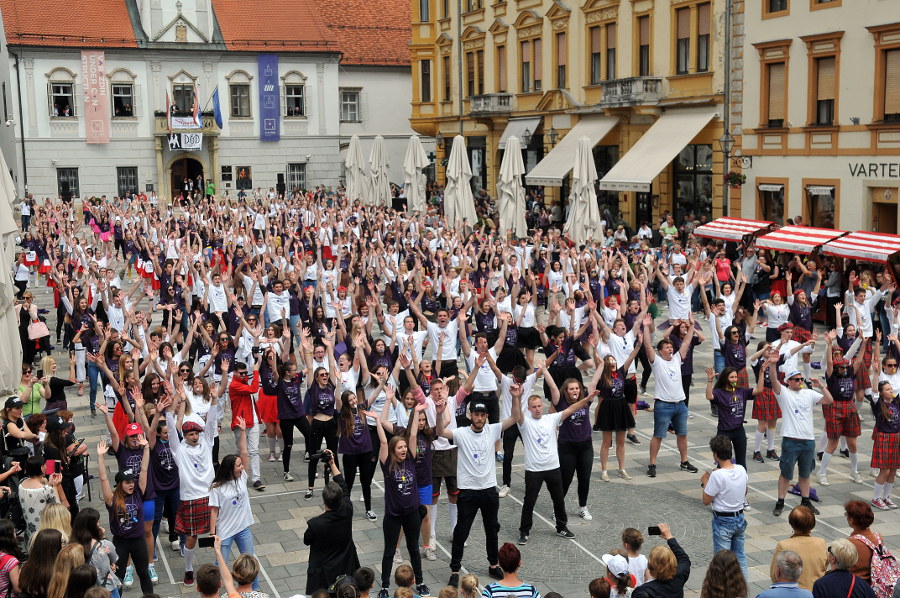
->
<box><xmin>519</xmin><ymin>468</ymin><xmax>567</xmax><ymax>534</ymax></box>
<box><xmin>559</xmin><ymin>439</ymin><xmax>593</xmax><ymax>508</ymax></box>
<box><xmin>381</xmin><ymin>509</ymin><xmax>423</xmax><ymax>586</ymax></box>
<box><xmin>637</xmin><ymin>346</ymin><xmax>653</xmax><ymax>390</ymax></box>
<box><xmin>114</xmin><ymin>534</ymin><xmax>153</xmax><ymax>594</ymax></box>
<box><xmin>501</xmin><ymin>426</ymin><xmax>522</xmax><ymax>487</ymax></box>
<box><xmin>719</xmin><ymin>426</ymin><xmax>748</xmax><ymax>471</ymax></box>
<box><xmin>307</xmin><ymin>418</ymin><xmax>338</xmax><ymax>487</ymax></box>
<box><xmin>450</xmin><ymin>488</ymin><xmax>499</xmax><ymax>573</ymax></box>
<box><xmin>342</xmin><ymin>452</ymin><xmax>376</xmax><ymax>512</ymax></box>
<box><xmin>279</xmin><ymin>416</ymin><xmax>311</xmax><ymax>473</ymax></box>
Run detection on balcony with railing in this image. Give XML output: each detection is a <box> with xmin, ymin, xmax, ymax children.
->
<box><xmin>598</xmin><ymin>77</ymin><xmax>663</xmax><ymax>108</ymax></box>
<box><xmin>469</xmin><ymin>93</ymin><xmax>513</xmax><ymax>115</ymax></box>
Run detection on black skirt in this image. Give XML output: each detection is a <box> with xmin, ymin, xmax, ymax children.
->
<box><xmin>596</xmin><ymin>396</ymin><xmax>635</xmax><ymax>431</ymax></box>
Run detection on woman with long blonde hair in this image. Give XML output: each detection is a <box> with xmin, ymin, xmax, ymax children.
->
<box><xmin>31</xmin><ymin>503</ymin><xmax>71</xmax><ymax>549</ymax></box>
<box><xmin>46</xmin><ymin>544</ymin><xmax>85</xmax><ymax>598</ymax></box>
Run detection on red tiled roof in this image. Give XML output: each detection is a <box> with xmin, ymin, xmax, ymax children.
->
<box><xmin>314</xmin><ymin>0</ymin><xmax>411</xmax><ymax>66</ymax></box>
<box><xmin>211</xmin><ymin>0</ymin><xmax>333</xmax><ymax>52</ymax></box>
<box><xmin>1</xmin><ymin>0</ymin><xmax>138</xmax><ymax>48</ymax></box>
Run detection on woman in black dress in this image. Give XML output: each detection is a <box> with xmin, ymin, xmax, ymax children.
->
<box><xmin>594</xmin><ymin>338</ymin><xmax>642</xmax><ymax>481</ymax></box>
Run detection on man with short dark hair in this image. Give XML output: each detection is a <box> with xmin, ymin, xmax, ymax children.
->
<box><xmin>354</xmin><ymin>567</ymin><xmax>375</xmax><ymax>598</ymax></box>
<box><xmin>303</xmin><ymin>449</ymin><xmax>360</xmax><ymax>594</ymax></box>
<box><xmin>195</xmin><ymin>563</ymin><xmax>222</xmax><ymax>598</ymax></box>
<box><xmin>701</xmin><ymin>435</ymin><xmax>749</xmax><ymax>578</ymax></box>
<box><xmin>757</xmin><ymin>550</ymin><xmax>812</xmax><ymax>598</ymax></box>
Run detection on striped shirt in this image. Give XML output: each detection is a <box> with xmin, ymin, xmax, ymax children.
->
<box><xmin>482</xmin><ymin>582</ymin><xmax>542</xmax><ymax>598</ymax></box>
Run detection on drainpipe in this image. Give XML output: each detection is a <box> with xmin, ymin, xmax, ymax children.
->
<box><xmin>9</xmin><ymin>50</ymin><xmax>27</xmax><ymax>197</ymax></box>
<box><xmin>456</xmin><ymin>0</ymin><xmax>463</xmax><ymax>136</ymax></box>
<box><xmin>722</xmin><ymin>0</ymin><xmax>732</xmax><ymax>217</ymax></box>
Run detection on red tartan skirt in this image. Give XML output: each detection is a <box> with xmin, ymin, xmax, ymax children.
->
<box><xmin>256</xmin><ymin>391</ymin><xmax>279</xmax><ymax>424</ymax></box>
<box><xmin>792</xmin><ymin>327</ymin><xmax>812</xmax><ymax>344</ymax></box>
<box><xmin>735</xmin><ymin>367</ymin><xmax>749</xmax><ymax>389</ymax></box>
<box><xmin>752</xmin><ymin>387</ymin><xmax>781</xmax><ymax>421</ymax></box>
<box><xmin>855</xmin><ymin>339</ymin><xmax>874</xmax><ymax>390</ymax></box>
<box><xmin>175</xmin><ymin>497</ymin><xmax>211</xmax><ymax>536</ymax></box>
<box><xmin>871</xmin><ymin>430</ymin><xmax>900</xmax><ymax>469</ymax></box>
<box><xmin>822</xmin><ymin>401</ymin><xmax>861</xmax><ymax>439</ymax></box>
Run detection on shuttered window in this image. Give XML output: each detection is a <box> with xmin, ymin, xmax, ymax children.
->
<box><xmin>768</xmin><ymin>62</ymin><xmax>786</xmax><ymax>126</ymax></box>
<box><xmin>816</xmin><ymin>56</ymin><xmax>835</xmax><ymax>100</ymax></box>
<box><xmin>638</xmin><ymin>16</ymin><xmax>650</xmax><ymax>76</ymax></box>
<box><xmin>676</xmin><ymin>8</ymin><xmax>690</xmax><ymax>74</ymax></box>
<box><xmin>697</xmin><ymin>4</ymin><xmax>710</xmax><ymax>36</ymax></box>
<box><xmin>677</xmin><ymin>8</ymin><xmax>690</xmax><ymax>39</ymax></box>
<box><xmin>590</xmin><ymin>26</ymin><xmax>602</xmax><ymax>84</ymax></box>
<box><xmin>556</xmin><ymin>32</ymin><xmax>566</xmax><ymax>89</ymax></box>
<box><xmin>885</xmin><ymin>49</ymin><xmax>900</xmax><ymax>119</ymax></box>
<box><xmin>497</xmin><ymin>45</ymin><xmax>506</xmax><ymax>93</ymax></box>
<box><xmin>697</xmin><ymin>3</ymin><xmax>710</xmax><ymax>72</ymax></box>
<box><xmin>606</xmin><ymin>24</ymin><xmax>616</xmax><ymax>80</ymax></box>
<box><xmin>533</xmin><ymin>38</ymin><xmax>542</xmax><ymax>90</ymax></box>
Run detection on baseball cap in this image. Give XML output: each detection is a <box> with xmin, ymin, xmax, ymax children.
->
<box><xmin>114</xmin><ymin>469</ymin><xmax>137</xmax><ymax>484</ymax></box>
<box><xmin>470</xmin><ymin>402</ymin><xmax>489</xmax><ymax>414</ymax></box>
<box><xmin>124</xmin><ymin>422</ymin><xmax>144</xmax><ymax>436</ymax></box>
<box><xmin>4</xmin><ymin>397</ymin><xmax>23</xmax><ymax>410</ymax></box>
<box><xmin>601</xmin><ymin>554</ymin><xmax>629</xmax><ymax>578</ymax></box>
<box><xmin>45</xmin><ymin>414</ymin><xmax>68</xmax><ymax>431</ymax></box>
<box><xmin>785</xmin><ymin>369</ymin><xmax>803</xmax><ymax>380</ymax></box>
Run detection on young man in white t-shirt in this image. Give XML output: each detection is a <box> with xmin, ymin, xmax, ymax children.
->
<box><xmin>435</xmin><ymin>386</ymin><xmax>521</xmax><ymax>588</ymax></box>
<box><xmin>768</xmin><ymin>359</ymin><xmax>834</xmax><ymax>517</ymax></box>
<box><xmin>700</xmin><ymin>434</ymin><xmax>749</xmax><ymax>578</ymax></box>
<box><xmin>642</xmin><ymin>313</ymin><xmax>699</xmax><ymax>478</ymax></box>
<box><xmin>516</xmin><ymin>391</ymin><xmax>592</xmax><ymax>545</ymax></box>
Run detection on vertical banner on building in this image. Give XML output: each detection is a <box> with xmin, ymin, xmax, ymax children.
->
<box><xmin>257</xmin><ymin>54</ymin><xmax>280</xmax><ymax>141</ymax></box>
<box><xmin>81</xmin><ymin>50</ymin><xmax>109</xmax><ymax>144</ymax></box>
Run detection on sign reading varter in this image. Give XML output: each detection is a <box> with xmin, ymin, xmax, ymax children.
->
<box><xmin>849</xmin><ymin>162</ymin><xmax>900</xmax><ymax>178</ymax></box>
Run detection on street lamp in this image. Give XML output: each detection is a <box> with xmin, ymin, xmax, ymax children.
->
<box><xmin>548</xmin><ymin>126</ymin><xmax>559</xmax><ymax>148</ymax></box>
<box><xmin>435</xmin><ymin>131</ymin><xmax>444</xmax><ymax>150</ymax></box>
<box><xmin>522</xmin><ymin>128</ymin><xmax>532</xmax><ymax>146</ymax></box>
<box><xmin>717</xmin><ymin>131</ymin><xmax>735</xmax><ymax>217</ymax></box>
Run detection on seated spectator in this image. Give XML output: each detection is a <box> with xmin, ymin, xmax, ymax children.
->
<box><xmin>812</xmin><ymin>539</ymin><xmax>876</xmax><ymax>598</ymax></box>
<box><xmin>0</xmin><ymin>519</ymin><xmax>24</xmax><ymax>596</ymax></box>
<box><xmin>32</xmin><ymin>502</ymin><xmax>71</xmax><ymax>548</ymax></box>
<box><xmin>758</xmin><ymin>550</ymin><xmax>812</xmax><ymax>598</ymax></box>
<box><xmin>844</xmin><ymin>500</ymin><xmax>882</xmax><ymax>584</ymax></box>
<box><xmin>459</xmin><ymin>574</ymin><xmax>479</xmax><ymax>598</ymax></box>
<box><xmin>481</xmin><ymin>544</ymin><xmax>540</xmax><ymax>598</ymax></box>
<box><xmin>771</xmin><ymin>506</ymin><xmax>827</xmax><ymax>591</ymax></box>
<box><xmin>700</xmin><ymin>551</ymin><xmax>746</xmax><ymax>598</ymax></box>
<box><xmin>214</xmin><ymin>536</ymin><xmax>269</xmax><ymax>598</ymax></box>
<box><xmin>395</xmin><ymin>564</ymin><xmax>415</xmax><ymax>593</ymax></box>
<box><xmin>632</xmin><ymin>524</ymin><xmax>690</xmax><ymax>598</ymax></box>
<box><xmin>622</xmin><ymin>528</ymin><xmax>648</xmax><ymax>586</ymax></box>
<box><xmin>18</xmin><ymin>528</ymin><xmax>63</xmax><ymax>598</ymax></box>
<box><xmin>355</xmin><ymin>568</ymin><xmax>375</xmax><ymax>598</ymax></box>
<box><xmin>46</xmin><ymin>544</ymin><xmax>85</xmax><ymax>598</ymax></box>
<box><xmin>438</xmin><ymin>587</ymin><xmax>459</xmax><ymax>598</ymax></box>
<box><xmin>196</xmin><ymin>563</ymin><xmax>222</xmax><ymax>598</ymax></box>
<box><xmin>589</xmin><ymin>578</ymin><xmax>612</xmax><ymax>598</ymax></box>
<box><xmin>600</xmin><ymin>553</ymin><xmax>634</xmax><ymax>598</ymax></box>
<box><xmin>66</xmin><ymin>564</ymin><xmax>98</xmax><ymax>598</ymax></box>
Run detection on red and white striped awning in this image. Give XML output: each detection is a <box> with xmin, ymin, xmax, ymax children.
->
<box><xmin>822</xmin><ymin>231</ymin><xmax>900</xmax><ymax>263</ymax></box>
<box><xmin>755</xmin><ymin>225</ymin><xmax>847</xmax><ymax>255</ymax></box>
<box><xmin>693</xmin><ymin>217</ymin><xmax>774</xmax><ymax>242</ymax></box>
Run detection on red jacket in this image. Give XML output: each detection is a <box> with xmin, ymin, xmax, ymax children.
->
<box><xmin>229</xmin><ymin>370</ymin><xmax>260</xmax><ymax>429</ymax></box>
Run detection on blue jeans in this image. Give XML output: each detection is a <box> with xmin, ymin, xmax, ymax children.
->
<box><xmin>712</xmin><ymin>513</ymin><xmax>747</xmax><ymax>579</ymax></box>
<box><xmin>152</xmin><ymin>486</ymin><xmax>181</xmax><ymax>543</ymax></box>
<box><xmin>713</xmin><ymin>349</ymin><xmax>725</xmax><ymax>373</ymax></box>
<box><xmin>217</xmin><ymin>526</ymin><xmax>259</xmax><ymax>590</ymax></box>
<box><xmin>779</xmin><ymin>437</ymin><xmax>816</xmax><ymax>480</ymax></box>
<box><xmin>652</xmin><ymin>400</ymin><xmax>688</xmax><ymax>438</ymax></box>
<box><xmin>86</xmin><ymin>359</ymin><xmax>102</xmax><ymax>410</ymax></box>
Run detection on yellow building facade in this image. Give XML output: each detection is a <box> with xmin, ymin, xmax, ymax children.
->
<box><xmin>409</xmin><ymin>0</ymin><xmax>733</xmax><ymax>228</ymax></box>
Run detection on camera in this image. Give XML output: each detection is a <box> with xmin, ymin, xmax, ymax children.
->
<box><xmin>310</xmin><ymin>450</ymin><xmax>333</xmax><ymax>464</ymax></box>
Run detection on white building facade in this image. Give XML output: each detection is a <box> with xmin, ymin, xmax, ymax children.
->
<box><xmin>737</xmin><ymin>0</ymin><xmax>900</xmax><ymax>233</ymax></box>
<box><xmin>2</xmin><ymin>0</ymin><xmax>422</xmax><ymax>200</ymax></box>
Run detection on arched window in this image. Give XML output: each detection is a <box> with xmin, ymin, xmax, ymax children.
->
<box><xmin>108</xmin><ymin>68</ymin><xmax>140</xmax><ymax>118</ymax></box>
<box><xmin>46</xmin><ymin>67</ymin><xmax>78</xmax><ymax>118</ymax></box>
<box><xmin>225</xmin><ymin>70</ymin><xmax>253</xmax><ymax>118</ymax></box>
<box><xmin>281</xmin><ymin>71</ymin><xmax>307</xmax><ymax>117</ymax></box>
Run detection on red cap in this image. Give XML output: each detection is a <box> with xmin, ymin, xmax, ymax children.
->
<box><xmin>125</xmin><ymin>422</ymin><xmax>144</xmax><ymax>436</ymax></box>
<box><xmin>777</xmin><ymin>322</ymin><xmax>794</xmax><ymax>332</ymax></box>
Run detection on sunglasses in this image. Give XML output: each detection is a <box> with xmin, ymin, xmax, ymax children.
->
<box><xmin>788</xmin><ymin>376</ymin><xmax>803</xmax><ymax>381</ymax></box>
<box><xmin>179</xmin><ymin>368</ymin><xmax>191</xmax><ymax>373</ymax></box>
<box><xmin>887</xmin><ymin>363</ymin><xmax>899</xmax><ymax>368</ymax></box>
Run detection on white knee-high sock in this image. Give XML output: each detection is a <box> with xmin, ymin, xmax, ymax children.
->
<box><xmin>184</xmin><ymin>547</ymin><xmax>195</xmax><ymax>572</ymax></box>
<box><xmin>429</xmin><ymin>504</ymin><xmax>437</xmax><ymax>540</ymax></box>
<box><xmin>874</xmin><ymin>482</ymin><xmax>885</xmax><ymax>501</ymax></box>
<box><xmin>817</xmin><ymin>431</ymin><xmax>828</xmax><ymax>453</ymax></box>
<box><xmin>850</xmin><ymin>452</ymin><xmax>859</xmax><ymax>474</ymax></box>
<box><xmin>883</xmin><ymin>482</ymin><xmax>894</xmax><ymax>499</ymax></box>
<box><xmin>768</xmin><ymin>431</ymin><xmax>777</xmax><ymax>451</ymax></box>
<box><xmin>802</xmin><ymin>362</ymin><xmax>811</xmax><ymax>379</ymax></box>
<box><xmin>819</xmin><ymin>452</ymin><xmax>833</xmax><ymax>475</ymax></box>
<box><xmin>754</xmin><ymin>430</ymin><xmax>764</xmax><ymax>453</ymax></box>
<box><xmin>449</xmin><ymin>501</ymin><xmax>458</xmax><ymax>532</ymax></box>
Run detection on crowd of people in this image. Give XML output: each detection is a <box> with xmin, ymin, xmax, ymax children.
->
<box><xmin>4</xmin><ymin>187</ymin><xmax>900</xmax><ymax>598</ymax></box>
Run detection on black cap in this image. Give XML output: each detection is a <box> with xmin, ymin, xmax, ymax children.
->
<box><xmin>4</xmin><ymin>397</ymin><xmax>23</xmax><ymax>410</ymax></box>
<box><xmin>45</xmin><ymin>415</ymin><xmax>67</xmax><ymax>431</ymax></box>
<box><xmin>470</xmin><ymin>402</ymin><xmax>489</xmax><ymax>414</ymax></box>
<box><xmin>115</xmin><ymin>469</ymin><xmax>137</xmax><ymax>484</ymax></box>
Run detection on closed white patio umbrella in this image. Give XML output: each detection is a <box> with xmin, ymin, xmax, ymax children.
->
<box><xmin>403</xmin><ymin>135</ymin><xmax>429</xmax><ymax>214</ymax></box>
<box><xmin>564</xmin><ymin>136</ymin><xmax>604</xmax><ymax>245</ymax></box>
<box><xmin>344</xmin><ymin>135</ymin><xmax>367</xmax><ymax>203</ymax></box>
<box><xmin>444</xmin><ymin>135</ymin><xmax>477</xmax><ymax>228</ymax></box>
<box><xmin>497</xmin><ymin>135</ymin><xmax>528</xmax><ymax>239</ymax></box>
<box><xmin>367</xmin><ymin>135</ymin><xmax>391</xmax><ymax>206</ymax></box>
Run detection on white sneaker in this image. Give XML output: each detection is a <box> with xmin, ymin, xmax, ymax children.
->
<box><xmin>579</xmin><ymin>507</ymin><xmax>593</xmax><ymax>521</ymax></box>
<box><xmin>424</xmin><ymin>546</ymin><xmax>437</xmax><ymax>561</ymax></box>
<box><xmin>393</xmin><ymin>549</ymin><xmax>403</xmax><ymax>564</ymax></box>
<box><xmin>162</xmin><ymin>520</ymin><xmax>169</xmax><ymax>534</ymax></box>
<box><xmin>817</xmin><ymin>473</ymin><xmax>830</xmax><ymax>486</ymax></box>
<box><xmin>688</xmin><ymin>411</ymin><xmax>694</xmax><ymax>419</ymax></box>
<box><xmin>618</xmin><ymin>469</ymin><xmax>632</xmax><ymax>481</ymax></box>
<box><xmin>365</xmin><ymin>510</ymin><xmax>378</xmax><ymax>521</ymax></box>
<box><xmin>171</xmin><ymin>539</ymin><xmax>180</xmax><ymax>552</ymax></box>
<box><xmin>498</xmin><ymin>485</ymin><xmax>510</xmax><ymax>498</ymax></box>
<box><xmin>600</xmin><ymin>471</ymin><xmax>610</xmax><ymax>482</ymax></box>
<box><xmin>283</xmin><ymin>471</ymin><xmax>295</xmax><ymax>482</ymax></box>
<box><xmin>852</xmin><ymin>471</ymin><xmax>863</xmax><ymax>484</ymax></box>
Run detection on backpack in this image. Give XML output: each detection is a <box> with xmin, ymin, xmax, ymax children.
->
<box><xmin>852</xmin><ymin>532</ymin><xmax>900</xmax><ymax>598</ymax></box>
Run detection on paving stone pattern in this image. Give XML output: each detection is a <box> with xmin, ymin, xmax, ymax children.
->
<box><xmin>21</xmin><ymin>273</ymin><xmax>900</xmax><ymax>598</ymax></box>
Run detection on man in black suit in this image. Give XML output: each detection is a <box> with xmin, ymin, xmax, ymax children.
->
<box><xmin>303</xmin><ymin>449</ymin><xmax>360</xmax><ymax>594</ymax></box>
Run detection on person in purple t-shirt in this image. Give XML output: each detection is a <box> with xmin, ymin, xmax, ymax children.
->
<box><xmin>704</xmin><ymin>366</ymin><xmax>765</xmax><ymax>472</ymax></box>
<box><xmin>374</xmin><ymin>396</ymin><xmax>429</xmax><ymax>598</ymax></box>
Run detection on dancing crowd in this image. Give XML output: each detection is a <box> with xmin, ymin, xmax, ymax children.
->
<box><xmin>4</xmin><ymin>187</ymin><xmax>900</xmax><ymax>598</ymax></box>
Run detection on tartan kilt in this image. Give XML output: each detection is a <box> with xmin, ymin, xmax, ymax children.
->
<box><xmin>854</xmin><ymin>339</ymin><xmax>874</xmax><ymax>390</ymax></box>
<box><xmin>175</xmin><ymin>497</ymin><xmax>211</xmax><ymax>536</ymax></box>
<box><xmin>871</xmin><ymin>430</ymin><xmax>900</xmax><ymax>469</ymax></box>
<box><xmin>736</xmin><ymin>367</ymin><xmax>750</xmax><ymax>389</ymax></box>
<box><xmin>822</xmin><ymin>401</ymin><xmax>861</xmax><ymax>439</ymax></box>
<box><xmin>752</xmin><ymin>387</ymin><xmax>781</xmax><ymax>421</ymax></box>
<box><xmin>792</xmin><ymin>327</ymin><xmax>812</xmax><ymax>343</ymax></box>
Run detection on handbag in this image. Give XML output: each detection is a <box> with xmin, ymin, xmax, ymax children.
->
<box><xmin>27</xmin><ymin>319</ymin><xmax>49</xmax><ymax>340</ymax></box>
